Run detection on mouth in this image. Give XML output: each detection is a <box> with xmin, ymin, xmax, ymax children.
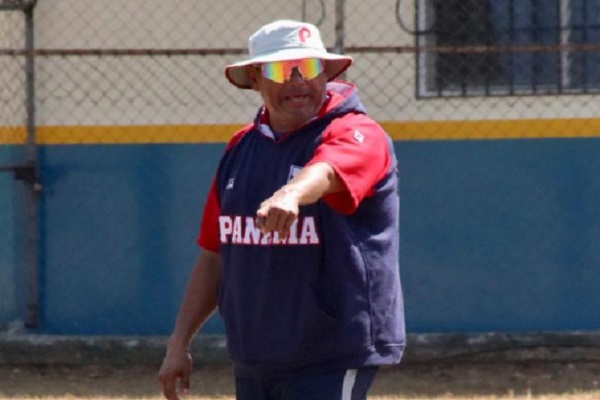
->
<box><xmin>283</xmin><ymin>93</ymin><xmax>309</xmax><ymax>102</ymax></box>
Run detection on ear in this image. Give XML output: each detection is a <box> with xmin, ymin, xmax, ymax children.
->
<box><xmin>247</xmin><ymin>65</ymin><xmax>260</xmax><ymax>91</ymax></box>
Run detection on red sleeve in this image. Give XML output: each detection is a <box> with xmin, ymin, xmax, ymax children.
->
<box><xmin>196</xmin><ymin>124</ymin><xmax>254</xmax><ymax>252</ymax></box>
<box><xmin>196</xmin><ymin>178</ymin><xmax>220</xmax><ymax>252</ymax></box>
<box><xmin>306</xmin><ymin>114</ymin><xmax>391</xmax><ymax>214</ymax></box>
<box><xmin>196</xmin><ymin>179</ymin><xmax>220</xmax><ymax>253</ymax></box>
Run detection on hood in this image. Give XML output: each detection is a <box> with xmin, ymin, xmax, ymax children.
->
<box><xmin>321</xmin><ymin>81</ymin><xmax>367</xmax><ymax>118</ymax></box>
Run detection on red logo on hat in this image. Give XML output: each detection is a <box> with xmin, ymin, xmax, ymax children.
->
<box><xmin>299</xmin><ymin>27</ymin><xmax>311</xmax><ymax>43</ymax></box>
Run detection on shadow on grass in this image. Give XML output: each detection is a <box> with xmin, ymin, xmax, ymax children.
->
<box><xmin>0</xmin><ymin>364</ymin><xmax>235</xmax><ymax>398</ymax></box>
<box><xmin>1</xmin><ymin>362</ymin><xmax>600</xmax><ymax>399</ymax></box>
<box><xmin>373</xmin><ymin>361</ymin><xmax>600</xmax><ymax>399</ymax></box>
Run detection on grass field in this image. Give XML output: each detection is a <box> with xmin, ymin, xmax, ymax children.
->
<box><xmin>1</xmin><ymin>361</ymin><xmax>599</xmax><ymax>399</ymax></box>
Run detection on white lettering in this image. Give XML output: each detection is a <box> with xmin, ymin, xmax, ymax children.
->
<box><xmin>287</xmin><ymin>220</ymin><xmax>299</xmax><ymax>245</ymax></box>
<box><xmin>243</xmin><ymin>217</ymin><xmax>261</xmax><ymax>244</ymax></box>
<box><xmin>218</xmin><ymin>215</ymin><xmax>320</xmax><ymax>246</ymax></box>
<box><xmin>231</xmin><ymin>216</ymin><xmax>243</xmax><ymax>244</ymax></box>
<box><xmin>299</xmin><ymin>217</ymin><xmax>319</xmax><ymax>245</ymax></box>
<box><xmin>260</xmin><ymin>232</ymin><xmax>272</xmax><ymax>245</ymax></box>
<box><xmin>219</xmin><ymin>216</ymin><xmax>233</xmax><ymax>244</ymax></box>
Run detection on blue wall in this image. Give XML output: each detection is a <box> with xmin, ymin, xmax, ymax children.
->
<box><xmin>0</xmin><ymin>145</ymin><xmax>26</xmax><ymax>327</ymax></box>
<box><xmin>38</xmin><ymin>144</ymin><xmax>225</xmax><ymax>334</ymax></box>
<box><xmin>400</xmin><ymin>139</ymin><xmax>600</xmax><ymax>333</ymax></box>
<box><xmin>2</xmin><ymin>138</ymin><xmax>600</xmax><ymax>334</ymax></box>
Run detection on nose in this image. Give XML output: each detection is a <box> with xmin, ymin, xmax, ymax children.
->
<box><xmin>287</xmin><ymin>67</ymin><xmax>305</xmax><ymax>84</ymax></box>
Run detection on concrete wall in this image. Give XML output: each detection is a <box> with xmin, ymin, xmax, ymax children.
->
<box><xmin>1</xmin><ymin>0</ymin><xmax>600</xmax><ymax>337</ymax></box>
<box><xmin>5</xmin><ymin>138</ymin><xmax>594</xmax><ymax>335</ymax></box>
<box><xmin>0</xmin><ymin>146</ymin><xmax>26</xmax><ymax>328</ymax></box>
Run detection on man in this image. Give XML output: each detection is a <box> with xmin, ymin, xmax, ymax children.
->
<box><xmin>158</xmin><ymin>19</ymin><xmax>405</xmax><ymax>400</ymax></box>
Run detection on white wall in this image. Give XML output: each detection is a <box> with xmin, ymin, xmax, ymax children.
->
<box><xmin>17</xmin><ymin>0</ymin><xmax>599</xmax><ymax>127</ymax></box>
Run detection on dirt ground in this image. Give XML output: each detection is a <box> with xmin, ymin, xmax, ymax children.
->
<box><xmin>1</xmin><ymin>361</ymin><xmax>600</xmax><ymax>399</ymax></box>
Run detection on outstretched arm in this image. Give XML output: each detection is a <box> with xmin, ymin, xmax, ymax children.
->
<box><xmin>256</xmin><ymin>161</ymin><xmax>343</xmax><ymax>237</ymax></box>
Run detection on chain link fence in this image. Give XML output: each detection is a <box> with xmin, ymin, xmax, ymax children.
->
<box><xmin>2</xmin><ymin>0</ymin><xmax>600</xmax><ymax>139</ymax></box>
<box><xmin>0</xmin><ymin>4</ymin><xmax>26</xmax><ymax>144</ymax></box>
<box><xmin>1</xmin><ymin>0</ymin><xmax>600</xmax><ymax>335</ymax></box>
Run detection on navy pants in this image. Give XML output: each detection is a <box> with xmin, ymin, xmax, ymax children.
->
<box><xmin>235</xmin><ymin>367</ymin><xmax>379</xmax><ymax>400</ymax></box>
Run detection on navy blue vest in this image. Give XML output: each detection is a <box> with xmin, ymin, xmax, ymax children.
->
<box><xmin>214</xmin><ymin>82</ymin><xmax>405</xmax><ymax>377</ymax></box>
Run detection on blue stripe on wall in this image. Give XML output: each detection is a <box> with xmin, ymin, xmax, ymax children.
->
<box><xmin>38</xmin><ymin>144</ymin><xmax>225</xmax><ymax>334</ymax></box>
<box><xmin>0</xmin><ymin>145</ymin><xmax>26</xmax><ymax>327</ymax></box>
<box><xmin>400</xmin><ymin>138</ymin><xmax>600</xmax><ymax>332</ymax></box>
<box><xmin>4</xmin><ymin>138</ymin><xmax>600</xmax><ymax>334</ymax></box>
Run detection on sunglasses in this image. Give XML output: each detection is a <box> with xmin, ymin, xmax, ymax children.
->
<box><xmin>256</xmin><ymin>58</ymin><xmax>324</xmax><ymax>84</ymax></box>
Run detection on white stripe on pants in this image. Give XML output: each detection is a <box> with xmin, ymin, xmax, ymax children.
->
<box><xmin>341</xmin><ymin>369</ymin><xmax>358</xmax><ymax>400</ymax></box>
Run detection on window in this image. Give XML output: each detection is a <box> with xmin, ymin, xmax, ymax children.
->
<box><xmin>417</xmin><ymin>0</ymin><xmax>600</xmax><ymax>97</ymax></box>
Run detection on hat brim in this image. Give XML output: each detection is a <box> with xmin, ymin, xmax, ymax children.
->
<box><xmin>225</xmin><ymin>48</ymin><xmax>353</xmax><ymax>89</ymax></box>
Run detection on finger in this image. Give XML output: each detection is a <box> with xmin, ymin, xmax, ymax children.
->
<box><xmin>256</xmin><ymin>203</ymin><xmax>268</xmax><ymax>218</ymax></box>
<box><xmin>160</xmin><ymin>375</ymin><xmax>179</xmax><ymax>400</ymax></box>
<box><xmin>180</xmin><ymin>374</ymin><xmax>191</xmax><ymax>394</ymax></box>
<box><xmin>256</xmin><ymin>215</ymin><xmax>266</xmax><ymax>230</ymax></box>
<box><xmin>256</xmin><ymin>205</ymin><xmax>276</xmax><ymax>233</ymax></box>
<box><xmin>256</xmin><ymin>203</ymin><xmax>270</xmax><ymax>231</ymax></box>
<box><xmin>278</xmin><ymin>215</ymin><xmax>295</xmax><ymax>237</ymax></box>
<box><xmin>273</xmin><ymin>213</ymin><xmax>292</xmax><ymax>236</ymax></box>
<box><xmin>263</xmin><ymin>210</ymin><xmax>283</xmax><ymax>234</ymax></box>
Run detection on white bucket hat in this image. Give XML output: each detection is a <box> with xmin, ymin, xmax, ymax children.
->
<box><xmin>225</xmin><ymin>20</ymin><xmax>353</xmax><ymax>89</ymax></box>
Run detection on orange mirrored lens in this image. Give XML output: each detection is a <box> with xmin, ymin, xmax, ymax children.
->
<box><xmin>261</xmin><ymin>58</ymin><xmax>323</xmax><ymax>83</ymax></box>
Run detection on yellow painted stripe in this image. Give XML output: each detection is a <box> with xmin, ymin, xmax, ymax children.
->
<box><xmin>0</xmin><ymin>126</ymin><xmax>27</xmax><ymax>144</ymax></box>
<box><xmin>36</xmin><ymin>124</ymin><xmax>244</xmax><ymax>144</ymax></box>
<box><xmin>380</xmin><ymin>118</ymin><xmax>600</xmax><ymax>141</ymax></box>
<box><xmin>2</xmin><ymin>118</ymin><xmax>600</xmax><ymax>145</ymax></box>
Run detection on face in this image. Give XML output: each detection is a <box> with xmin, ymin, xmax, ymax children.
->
<box><xmin>248</xmin><ymin>59</ymin><xmax>328</xmax><ymax>134</ymax></box>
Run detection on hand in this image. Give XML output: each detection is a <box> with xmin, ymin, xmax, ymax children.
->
<box><xmin>256</xmin><ymin>187</ymin><xmax>299</xmax><ymax>238</ymax></box>
<box><xmin>157</xmin><ymin>348</ymin><xmax>193</xmax><ymax>400</ymax></box>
